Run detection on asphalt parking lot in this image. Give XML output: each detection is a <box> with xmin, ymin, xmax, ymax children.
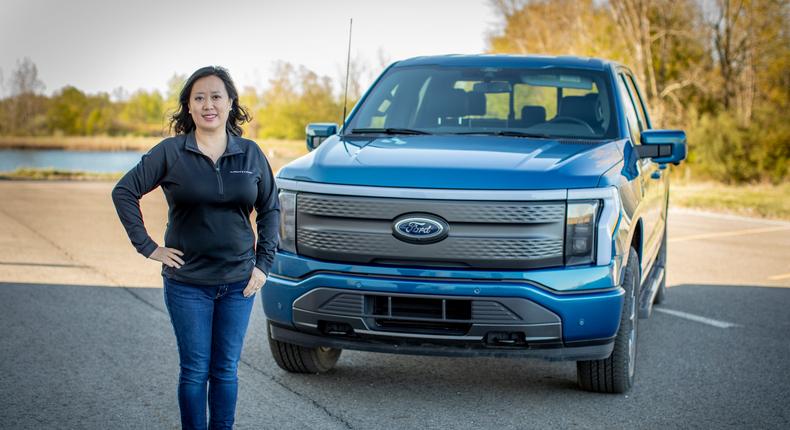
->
<box><xmin>1</xmin><ymin>182</ymin><xmax>788</xmax><ymax>429</ymax></box>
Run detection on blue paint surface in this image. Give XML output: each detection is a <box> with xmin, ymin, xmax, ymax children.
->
<box><xmin>279</xmin><ymin>134</ymin><xmax>624</xmax><ymax>189</ymax></box>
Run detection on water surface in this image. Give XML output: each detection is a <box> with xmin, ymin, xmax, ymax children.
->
<box><xmin>0</xmin><ymin>149</ymin><xmax>145</xmax><ymax>173</ymax></box>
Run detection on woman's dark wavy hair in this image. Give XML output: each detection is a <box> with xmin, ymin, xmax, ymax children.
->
<box><xmin>169</xmin><ymin>66</ymin><xmax>252</xmax><ymax>136</ymax></box>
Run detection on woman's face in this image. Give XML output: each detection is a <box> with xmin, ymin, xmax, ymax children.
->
<box><xmin>188</xmin><ymin>75</ymin><xmax>233</xmax><ymax>133</ymax></box>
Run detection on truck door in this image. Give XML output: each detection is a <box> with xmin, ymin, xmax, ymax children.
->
<box><xmin>624</xmin><ymin>73</ymin><xmax>667</xmax><ymax>267</ymax></box>
<box><xmin>616</xmin><ymin>70</ymin><xmax>664</xmax><ymax>276</ymax></box>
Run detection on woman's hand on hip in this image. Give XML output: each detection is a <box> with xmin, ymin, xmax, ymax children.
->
<box><xmin>148</xmin><ymin>247</ymin><xmax>185</xmax><ymax>269</ymax></box>
<box><xmin>243</xmin><ymin>267</ymin><xmax>267</xmax><ymax>297</ymax></box>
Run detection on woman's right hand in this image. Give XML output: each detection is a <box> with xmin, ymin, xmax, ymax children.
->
<box><xmin>148</xmin><ymin>247</ymin><xmax>185</xmax><ymax>269</ymax></box>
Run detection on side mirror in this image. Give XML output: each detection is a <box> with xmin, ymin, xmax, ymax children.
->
<box><xmin>305</xmin><ymin>123</ymin><xmax>338</xmax><ymax>152</ymax></box>
<box><xmin>637</xmin><ymin>130</ymin><xmax>687</xmax><ymax>165</ymax></box>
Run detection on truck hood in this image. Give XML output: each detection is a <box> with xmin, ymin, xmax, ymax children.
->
<box><xmin>277</xmin><ymin>135</ymin><xmax>624</xmax><ymax>190</ymax></box>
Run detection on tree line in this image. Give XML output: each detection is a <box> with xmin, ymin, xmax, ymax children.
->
<box><xmin>0</xmin><ymin>58</ymin><xmax>361</xmax><ymax>142</ymax></box>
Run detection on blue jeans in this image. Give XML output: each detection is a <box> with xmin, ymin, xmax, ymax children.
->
<box><xmin>163</xmin><ymin>277</ymin><xmax>254</xmax><ymax>430</ymax></box>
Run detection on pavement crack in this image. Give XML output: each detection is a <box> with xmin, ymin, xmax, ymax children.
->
<box><xmin>238</xmin><ymin>358</ymin><xmax>355</xmax><ymax>430</ymax></box>
<box><xmin>123</xmin><ymin>287</ymin><xmax>166</xmax><ymax>315</ymax></box>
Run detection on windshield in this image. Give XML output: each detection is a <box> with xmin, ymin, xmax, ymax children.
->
<box><xmin>346</xmin><ymin>65</ymin><xmax>619</xmax><ymax>140</ymax></box>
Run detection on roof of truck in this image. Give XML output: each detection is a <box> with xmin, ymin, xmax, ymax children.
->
<box><xmin>393</xmin><ymin>54</ymin><xmax>615</xmax><ymax>71</ymax></box>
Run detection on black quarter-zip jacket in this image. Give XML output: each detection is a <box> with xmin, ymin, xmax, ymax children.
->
<box><xmin>112</xmin><ymin>131</ymin><xmax>280</xmax><ymax>285</ymax></box>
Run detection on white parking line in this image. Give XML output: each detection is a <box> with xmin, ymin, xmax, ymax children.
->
<box><xmin>768</xmin><ymin>272</ymin><xmax>790</xmax><ymax>281</ymax></box>
<box><xmin>669</xmin><ymin>225</ymin><xmax>790</xmax><ymax>243</ymax></box>
<box><xmin>669</xmin><ymin>208</ymin><xmax>790</xmax><ymax>226</ymax></box>
<box><xmin>654</xmin><ymin>308</ymin><xmax>741</xmax><ymax>328</ymax></box>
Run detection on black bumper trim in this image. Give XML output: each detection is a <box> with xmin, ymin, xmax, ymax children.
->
<box><xmin>268</xmin><ymin>322</ymin><xmax>614</xmax><ymax>361</ymax></box>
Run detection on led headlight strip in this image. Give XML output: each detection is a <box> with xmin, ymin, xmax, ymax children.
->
<box><xmin>278</xmin><ymin>190</ymin><xmax>297</xmax><ymax>253</ymax></box>
<box><xmin>567</xmin><ymin>187</ymin><xmax>621</xmax><ymax>266</ymax></box>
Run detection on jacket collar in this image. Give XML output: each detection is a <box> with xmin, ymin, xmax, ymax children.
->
<box><xmin>184</xmin><ymin>130</ymin><xmax>244</xmax><ymax>157</ymax></box>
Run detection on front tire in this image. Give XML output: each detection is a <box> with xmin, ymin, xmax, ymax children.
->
<box><xmin>576</xmin><ymin>246</ymin><xmax>640</xmax><ymax>393</ymax></box>
<box><xmin>268</xmin><ymin>324</ymin><xmax>341</xmax><ymax>374</ymax></box>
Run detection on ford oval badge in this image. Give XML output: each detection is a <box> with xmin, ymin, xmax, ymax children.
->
<box><xmin>392</xmin><ymin>214</ymin><xmax>449</xmax><ymax>244</ymax></box>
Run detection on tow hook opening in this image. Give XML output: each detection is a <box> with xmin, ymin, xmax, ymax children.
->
<box><xmin>485</xmin><ymin>331</ymin><xmax>527</xmax><ymax>347</ymax></box>
<box><xmin>319</xmin><ymin>321</ymin><xmax>355</xmax><ymax>336</ymax></box>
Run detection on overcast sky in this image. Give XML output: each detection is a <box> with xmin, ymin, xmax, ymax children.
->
<box><xmin>0</xmin><ymin>0</ymin><xmax>500</xmax><ymax>97</ymax></box>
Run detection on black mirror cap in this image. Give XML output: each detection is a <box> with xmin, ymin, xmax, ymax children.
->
<box><xmin>305</xmin><ymin>123</ymin><xmax>338</xmax><ymax>152</ymax></box>
<box><xmin>638</xmin><ymin>130</ymin><xmax>687</xmax><ymax>165</ymax></box>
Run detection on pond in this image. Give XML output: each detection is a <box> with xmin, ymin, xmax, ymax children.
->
<box><xmin>0</xmin><ymin>149</ymin><xmax>145</xmax><ymax>173</ymax></box>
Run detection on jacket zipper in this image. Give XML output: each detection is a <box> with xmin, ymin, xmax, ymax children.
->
<box><xmin>189</xmin><ymin>138</ymin><xmax>235</xmax><ymax>197</ymax></box>
<box><xmin>215</xmin><ymin>165</ymin><xmax>224</xmax><ymax>196</ymax></box>
<box><xmin>199</xmin><ymin>155</ymin><xmax>224</xmax><ymax>197</ymax></box>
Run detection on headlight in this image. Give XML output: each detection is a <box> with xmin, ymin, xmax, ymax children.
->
<box><xmin>565</xmin><ymin>200</ymin><xmax>600</xmax><ymax>266</ymax></box>
<box><xmin>278</xmin><ymin>190</ymin><xmax>296</xmax><ymax>253</ymax></box>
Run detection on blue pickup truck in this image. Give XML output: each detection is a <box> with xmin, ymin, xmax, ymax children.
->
<box><xmin>262</xmin><ymin>55</ymin><xmax>686</xmax><ymax>393</ymax></box>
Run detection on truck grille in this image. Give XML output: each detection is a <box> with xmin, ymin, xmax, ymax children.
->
<box><xmin>299</xmin><ymin>195</ymin><xmax>565</xmax><ymax>223</ymax></box>
<box><xmin>296</xmin><ymin>193</ymin><xmax>565</xmax><ymax>270</ymax></box>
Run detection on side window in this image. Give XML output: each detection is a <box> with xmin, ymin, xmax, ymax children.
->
<box><xmin>616</xmin><ymin>73</ymin><xmax>642</xmax><ymax>144</ymax></box>
<box><xmin>624</xmin><ymin>75</ymin><xmax>651</xmax><ymax>130</ymax></box>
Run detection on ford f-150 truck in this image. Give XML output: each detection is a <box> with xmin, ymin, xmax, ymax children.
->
<box><xmin>262</xmin><ymin>55</ymin><xmax>687</xmax><ymax>393</ymax></box>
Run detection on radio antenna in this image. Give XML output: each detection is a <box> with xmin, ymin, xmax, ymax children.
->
<box><xmin>341</xmin><ymin>18</ymin><xmax>353</xmax><ymax>132</ymax></box>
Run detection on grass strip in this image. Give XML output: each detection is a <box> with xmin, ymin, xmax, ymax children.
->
<box><xmin>671</xmin><ymin>182</ymin><xmax>790</xmax><ymax>220</ymax></box>
<box><xmin>0</xmin><ymin>168</ymin><xmax>124</xmax><ymax>181</ymax></box>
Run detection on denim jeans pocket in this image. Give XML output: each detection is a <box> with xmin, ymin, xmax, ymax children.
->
<box><xmin>225</xmin><ymin>279</ymin><xmax>252</xmax><ymax>300</ymax></box>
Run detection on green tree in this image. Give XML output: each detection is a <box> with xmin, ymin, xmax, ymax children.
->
<box><xmin>47</xmin><ymin>86</ymin><xmax>89</xmax><ymax>135</ymax></box>
<box><xmin>84</xmin><ymin>93</ymin><xmax>116</xmax><ymax>135</ymax></box>
<box><xmin>257</xmin><ymin>62</ymin><xmax>341</xmax><ymax>139</ymax></box>
<box><xmin>120</xmin><ymin>89</ymin><xmax>166</xmax><ymax>135</ymax></box>
<box><xmin>239</xmin><ymin>86</ymin><xmax>261</xmax><ymax>137</ymax></box>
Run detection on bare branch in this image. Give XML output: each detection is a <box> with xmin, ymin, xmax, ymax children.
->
<box><xmin>659</xmin><ymin>79</ymin><xmax>696</xmax><ymax>98</ymax></box>
<box><xmin>10</xmin><ymin>57</ymin><xmax>45</xmax><ymax>96</ymax></box>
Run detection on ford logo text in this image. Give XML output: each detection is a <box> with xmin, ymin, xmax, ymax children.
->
<box><xmin>392</xmin><ymin>214</ymin><xmax>449</xmax><ymax>244</ymax></box>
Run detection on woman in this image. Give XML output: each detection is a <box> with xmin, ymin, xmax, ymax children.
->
<box><xmin>111</xmin><ymin>66</ymin><xmax>280</xmax><ymax>429</ymax></box>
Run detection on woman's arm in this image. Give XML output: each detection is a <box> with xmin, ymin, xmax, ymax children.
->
<box><xmin>252</xmin><ymin>150</ymin><xmax>281</xmax><ymax>276</ymax></box>
<box><xmin>111</xmin><ymin>141</ymin><xmax>173</xmax><ymax>258</ymax></box>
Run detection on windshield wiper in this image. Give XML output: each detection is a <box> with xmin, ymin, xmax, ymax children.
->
<box><xmin>349</xmin><ymin>127</ymin><xmax>431</xmax><ymax>135</ymax></box>
<box><xmin>452</xmin><ymin>130</ymin><xmax>553</xmax><ymax>139</ymax></box>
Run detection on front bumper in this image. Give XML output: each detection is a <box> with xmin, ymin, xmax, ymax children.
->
<box><xmin>263</xmin><ymin>252</ymin><xmax>624</xmax><ymax>359</ymax></box>
<box><xmin>269</xmin><ymin>321</ymin><xmax>614</xmax><ymax>360</ymax></box>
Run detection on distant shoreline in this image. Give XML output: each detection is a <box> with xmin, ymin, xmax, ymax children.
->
<box><xmin>0</xmin><ymin>136</ymin><xmax>307</xmax><ymax>178</ymax></box>
<box><xmin>0</xmin><ymin>136</ymin><xmax>159</xmax><ymax>152</ymax></box>
<box><xmin>0</xmin><ymin>135</ymin><xmax>306</xmax><ymax>157</ymax></box>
